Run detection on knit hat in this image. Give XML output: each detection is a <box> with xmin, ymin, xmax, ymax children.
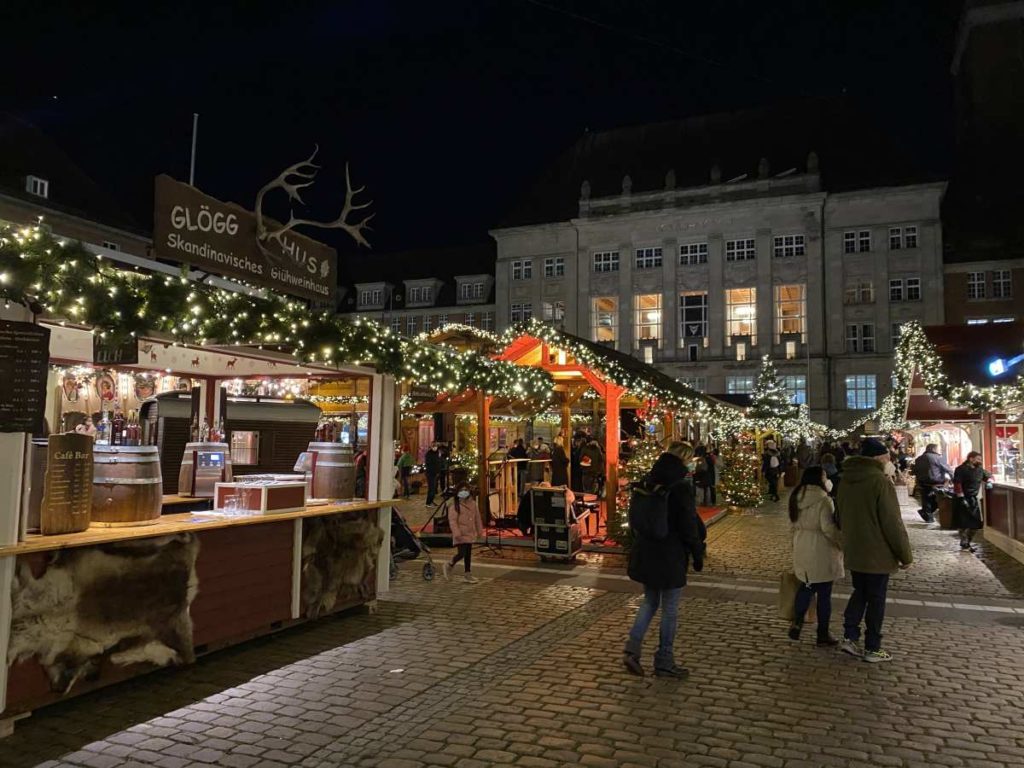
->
<box><xmin>860</xmin><ymin>438</ymin><xmax>888</xmax><ymax>457</ymax></box>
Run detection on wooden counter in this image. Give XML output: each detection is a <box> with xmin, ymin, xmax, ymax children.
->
<box><xmin>986</xmin><ymin>482</ymin><xmax>1024</xmax><ymax>565</ymax></box>
<box><xmin>0</xmin><ymin>499</ymin><xmax>401</xmax><ymax>557</ymax></box>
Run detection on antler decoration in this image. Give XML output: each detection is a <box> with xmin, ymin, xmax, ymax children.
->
<box><xmin>254</xmin><ymin>145</ymin><xmax>373</xmax><ymax>258</ymax></box>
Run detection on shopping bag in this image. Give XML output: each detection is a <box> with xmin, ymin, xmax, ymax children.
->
<box><xmin>778</xmin><ymin>571</ymin><xmax>800</xmax><ymax>621</ymax></box>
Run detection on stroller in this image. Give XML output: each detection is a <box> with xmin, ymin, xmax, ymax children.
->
<box><xmin>390</xmin><ymin>508</ymin><xmax>437</xmax><ymax>581</ymax></box>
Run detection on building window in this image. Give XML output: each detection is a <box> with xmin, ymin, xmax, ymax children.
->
<box><xmin>591</xmin><ymin>297</ymin><xmax>618</xmax><ymax>345</ymax></box>
<box><xmin>679</xmin><ymin>242</ymin><xmax>708</xmax><ymax>265</ymax></box>
<box><xmin>438</xmin><ymin>313</ymin><xmax>449</xmax><ymax>325</ymax></box>
<box><xmin>509</xmin><ymin>303</ymin><xmax>532</xmax><ymax>324</ymax></box>
<box><xmin>844</xmin><ymin>230</ymin><xmax>871</xmax><ymax>254</ymax></box>
<box><xmin>845</xmin><ymin>374</ymin><xmax>877</xmax><ymax>410</ymax></box>
<box><xmin>390</xmin><ymin>317</ymin><xmax>402</xmax><ymax>334</ymax></box>
<box><xmin>25</xmin><ymin>175</ymin><xmax>49</xmax><ymax>198</ymax></box>
<box><xmin>459</xmin><ymin>282</ymin><xmax>485</xmax><ymax>300</ymax></box>
<box><xmin>481</xmin><ymin>312</ymin><xmax>494</xmax><ymax>330</ymax></box>
<box><xmin>102</xmin><ymin>240</ymin><xmax>120</xmax><ymax>251</ymax></box>
<box><xmin>725</xmin><ymin>287</ymin><xmax>757</xmax><ymax>346</ymax></box>
<box><xmin>359</xmin><ymin>289</ymin><xmax>384</xmax><ymax>307</ymax></box>
<box><xmin>542</xmin><ymin>300</ymin><xmax>565</xmax><ymax>322</ymax></box>
<box><xmin>781</xmin><ymin>375</ymin><xmax>807</xmax><ymax>405</ymax></box>
<box><xmin>634</xmin><ymin>247</ymin><xmax>663</xmax><ymax>270</ymax></box>
<box><xmin>465</xmin><ymin>312</ymin><xmax>475</xmax><ymax>327</ymax></box>
<box><xmin>544</xmin><ymin>257</ymin><xmax>565</xmax><ymax>278</ymax></box>
<box><xmin>678</xmin><ymin>377</ymin><xmax>706</xmax><ymax>393</ymax></box>
<box><xmin>889</xmin><ymin>279</ymin><xmax>904</xmax><ymax>302</ymax></box>
<box><xmin>992</xmin><ymin>270</ymin><xmax>1012</xmax><ymax>299</ymax></box>
<box><xmin>408</xmin><ymin>286</ymin><xmax>432</xmax><ymax>304</ymax></box>
<box><xmin>904</xmin><ymin>226</ymin><xmax>918</xmax><ymax>249</ymax></box>
<box><xmin>967</xmin><ymin>272</ymin><xmax>986</xmax><ymax>300</ymax></box>
<box><xmin>772</xmin><ymin>234</ymin><xmax>805</xmax><ymax>258</ymax></box>
<box><xmin>785</xmin><ymin>340</ymin><xmax>797</xmax><ymax>360</ymax></box>
<box><xmin>679</xmin><ymin>291</ymin><xmax>709</xmax><ymax>344</ymax></box>
<box><xmin>735</xmin><ymin>341</ymin><xmax>748</xmax><ymax>361</ymax></box>
<box><xmin>422</xmin><ymin>315</ymin><xmax>433</xmax><ymax>333</ymax></box>
<box><xmin>994</xmin><ymin>316</ymin><xmax>1015</xmax><ymax>323</ymax></box>
<box><xmin>511</xmin><ymin>260</ymin><xmax>533</xmax><ymax>280</ymax></box>
<box><xmin>844</xmin><ymin>282</ymin><xmax>875</xmax><ymax>304</ymax></box>
<box><xmin>846</xmin><ymin>323</ymin><xmax>876</xmax><ymax>353</ymax></box>
<box><xmin>892</xmin><ymin>323</ymin><xmax>903</xmax><ymax>348</ymax></box>
<box><xmin>726</xmin><ymin>376</ymin><xmax>755</xmax><ymax>395</ymax></box>
<box><xmin>634</xmin><ymin>294</ymin><xmax>663</xmax><ymax>348</ymax></box>
<box><xmin>406</xmin><ymin>316</ymin><xmax>418</xmax><ymax>335</ymax></box>
<box><xmin>593</xmin><ymin>251</ymin><xmax>620</xmax><ymax>273</ymax></box>
<box><xmin>725</xmin><ymin>238</ymin><xmax>756</xmax><ymax>262</ymax></box>
<box><xmin>774</xmin><ymin>284</ymin><xmax>806</xmax><ymax>343</ymax></box>
<box><xmin>966</xmin><ymin>318</ymin><xmax>989</xmax><ymax>325</ymax></box>
<box><xmin>889</xmin><ymin>226</ymin><xmax>918</xmax><ymax>250</ymax></box>
<box><xmin>906</xmin><ymin>277</ymin><xmax>921</xmax><ymax>301</ymax></box>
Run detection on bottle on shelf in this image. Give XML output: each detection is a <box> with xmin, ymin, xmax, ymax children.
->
<box><xmin>190</xmin><ymin>414</ymin><xmax>200</xmax><ymax>442</ymax></box>
<box><xmin>113</xmin><ymin>411</ymin><xmax>126</xmax><ymax>446</ymax></box>
<box><xmin>96</xmin><ymin>410</ymin><xmax>111</xmax><ymax>445</ymax></box>
<box><xmin>199</xmin><ymin>418</ymin><xmax>209</xmax><ymax>442</ymax></box>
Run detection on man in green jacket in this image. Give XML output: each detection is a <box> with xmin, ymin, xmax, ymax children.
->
<box><xmin>836</xmin><ymin>438</ymin><xmax>913</xmax><ymax>663</ymax></box>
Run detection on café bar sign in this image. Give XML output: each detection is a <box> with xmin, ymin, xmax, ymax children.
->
<box><xmin>153</xmin><ymin>147</ymin><xmax>373</xmax><ymax>303</ymax></box>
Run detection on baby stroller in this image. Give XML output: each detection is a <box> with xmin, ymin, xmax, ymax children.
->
<box><xmin>391</xmin><ymin>508</ymin><xmax>437</xmax><ymax>581</ymax></box>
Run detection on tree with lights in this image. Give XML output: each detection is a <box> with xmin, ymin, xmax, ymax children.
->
<box><xmin>749</xmin><ymin>355</ymin><xmax>798</xmax><ymax>426</ymax></box>
<box><xmin>606</xmin><ymin>438</ymin><xmax>664</xmax><ymax>550</ymax></box>
<box><xmin>718</xmin><ymin>440</ymin><xmax>764</xmax><ymax>510</ymax></box>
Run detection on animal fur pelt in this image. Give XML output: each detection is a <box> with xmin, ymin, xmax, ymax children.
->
<box><xmin>301</xmin><ymin>514</ymin><xmax>382</xmax><ymax>619</ymax></box>
<box><xmin>8</xmin><ymin>533</ymin><xmax>199</xmax><ymax>694</ymax></box>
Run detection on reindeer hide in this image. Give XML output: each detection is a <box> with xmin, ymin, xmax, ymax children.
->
<box><xmin>301</xmin><ymin>514</ymin><xmax>382</xmax><ymax>619</ymax></box>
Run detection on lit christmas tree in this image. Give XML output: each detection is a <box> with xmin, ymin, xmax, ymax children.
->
<box><xmin>718</xmin><ymin>440</ymin><xmax>764</xmax><ymax>510</ymax></box>
<box><xmin>749</xmin><ymin>355</ymin><xmax>798</xmax><ymax>427</ymax></box>
<box><xmin>606</xmin><ymin>438</ymin><xmax>663</xmax><ymax>549</ymax></box>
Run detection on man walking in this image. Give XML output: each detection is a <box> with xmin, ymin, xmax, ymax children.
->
<box><xmin>953</xmin><ymin>451</ymin><xmax>991</xmax><ymax>552</ymax></box>
<box><xmin>912</xmin><ymin>443</ymin><xmax>953</xmax><ymax>523</ymax></box>
<box><xmin>424</xmin><ymin>442</ymin><xmax>443</xmax><ymax>506</ymax></box>
<box><xmin>837</xmin><ymin>439</ymin><xmax>913</xmax><ymax>663</ymax></box>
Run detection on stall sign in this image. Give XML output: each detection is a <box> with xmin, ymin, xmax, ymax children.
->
<box><xmin>408</xmin><ymin>384</ymin><xmax>438</xmax><ymax>403</ymax></box>
<box><xmin>153</xmin><ymin>175</ymin><xmax>337</xmax><ymax>303</ymax></box>
<box><xmin>0</xmin><ymin>320</ymin><xmax>50</xmax><ymax>434</ymax></box>
<box><xmin>93</xmin><ymin>335</ymin><xmax>139</xmax><ymax>366</ymax></box>
<box><xmin>41</xmin><ymin>432</ymin><xmax>93</xmax><ymax>534</ymax></box>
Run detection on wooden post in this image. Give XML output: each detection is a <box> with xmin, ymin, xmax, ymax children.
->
<box><xmin>981</xmin><ymin>411</ymin><xmax>998</xmax><ymax>471</ymax></box>
<box><xmin>477</xmin><ymin>393</ymin><xmax>492</xmax><ymax>518</ymax></box>
<box><xmin>663</xmin><ymin>411</ymin><xmax>675</xmax><ymax>446</ymax></box>
<box><xmin>605</xmin><ymin>386</ymin><xmax>623</xmax><ymax>518</ymax></box>
<box><xmin>561</xmin><ymin>398</ymin><xmax>572</xmax><ymax>441</ymax></box>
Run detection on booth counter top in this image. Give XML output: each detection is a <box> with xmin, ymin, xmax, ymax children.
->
<box><xmin>0</xmin><ymin>499</ymin><xmax>401</xmax><ymax>557</ymax></box>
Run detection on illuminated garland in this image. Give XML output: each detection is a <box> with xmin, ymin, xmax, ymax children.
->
<box><xmin>0</xmin><ymin>226</ymin><xmax>554</xmax><ymax>404</ymax></box>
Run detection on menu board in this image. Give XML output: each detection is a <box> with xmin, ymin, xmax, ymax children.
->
<box><xmin>41</xmin><ymin>433</ymin><xmax>93</xmax><ymax>535</ymax></box>
<box><xmin>0</xmin><ymin>320</ymin><xmax>50</xmax><ymax>434</ymax></box>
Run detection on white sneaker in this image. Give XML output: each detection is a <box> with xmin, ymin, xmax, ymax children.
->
<box><xmin>442</xmin><ymin>563</ymin><xmax>451</xmax><ymax>582</ymax></box>
<box><xmin>838</xmin><ymin>638</ymin><xmax>863</xmax><ymax>658</ymax></box>
<box><xmin>862</xmin><ymin>649</ymin><xmax>894</xmax><ymax>663</ymax></box>
<box><xmin>463</xmin><ymin>573</ymin><xmax>479</xmax><ymax>584</ymax></box>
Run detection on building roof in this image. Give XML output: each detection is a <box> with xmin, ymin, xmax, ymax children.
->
<box><xmin>0</xmin><ymin>112</ymin><xmax>146</xmax><ymax>235</ymax></box>
<box><xmin>498</xmin><ymin>99</ymin><xmax>944</xmax><ymax>229</ymax></box>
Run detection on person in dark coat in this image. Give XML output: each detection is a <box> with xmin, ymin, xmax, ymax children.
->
<box><xmin>953</xmin><ymin>451</ymin><xmax>991</xmax><ymax>552</ymax></box>
<box><xmin>623</xmin><ymin>441</ymin><xmax>706</xmax><ymax>679</ymax></box>
<box><xmin>424</xmin><ymin>443</ymin><xmax>443</xmax><ymax>506</ymax></box>
<box><xmin>508</xmin><ymin>438</ymin><xmax>529</xmax><ymax>497</ymax></box>
<box><xmin>912</xmin><ymin>443</ymin><xmax>954</xmax><ymax>523</ymax></box>
<box><xmin>550</xmin><ymin>436</ymin><xmax>570</xmax><ymax>486</ymax></box>
<box><xmin>580</xmin><ymin>438</ymin><xmax>605</xmax><ymax>496</ymax></box>
<box><xmin>570</xmin><ymin>435</ymin><xmax>584</xmax><ymax>492</ymax></box>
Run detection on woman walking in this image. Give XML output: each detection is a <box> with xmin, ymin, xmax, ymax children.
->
<box><xmin>788</xmin><ymin>466</ymin><xmax>843</xmax><ymax>646</ymax></box>
<box><xmin>622</xmin><ymin>441</ymin><xmax>706</xmax><ymax>679</ymax></box>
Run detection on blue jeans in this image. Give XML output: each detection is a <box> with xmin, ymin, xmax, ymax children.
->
<box><xmin>843</xmin><ymin>572</ymin><xmax>890</xmax><ymax>652</ymax></box>
<box><xmin>625</xmin><ymin>587</ymin><xmax>683</xmax><ymax>669</ymax></box>
<box><xmin>794</xmin><ymin>580</ymin><xmax>833</xmax><ymax>635</ymax></box>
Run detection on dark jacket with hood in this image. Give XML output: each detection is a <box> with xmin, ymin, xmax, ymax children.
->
<box><xmin>627</xmin><ymin>452</ymin><xmax>707</xmax><ymax>589</ymax></box>
<box><xmin>913</xmin><ymin>450</ymin><xmax>954</xmax><ymax>486</ymax></box>
<box><xmin>837</xmin><ymin>456</ymin><xmax>913</xmax><ymax>574</ymax></box>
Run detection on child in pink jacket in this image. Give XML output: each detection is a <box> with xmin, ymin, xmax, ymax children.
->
<box><xmin>444</xmin><ymin>486</ymin><xmax>485</xmax><ymax>583</ymax></box>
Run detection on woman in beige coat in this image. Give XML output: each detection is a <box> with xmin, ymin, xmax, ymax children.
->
<box><xmin>789</xmin><ymin>466</ymin><xmax>843</xmax><ymax>646</ymax></box>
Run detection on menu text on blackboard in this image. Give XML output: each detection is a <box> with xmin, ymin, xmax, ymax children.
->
<box><xmin>0</xmin><ymin>321</ymin><xmax>50</xmax><ymax>434</ymax></box>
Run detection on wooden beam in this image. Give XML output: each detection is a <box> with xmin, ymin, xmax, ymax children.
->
<box><xmin>604</xmin><ymin>385</ymin><xmax>624</xmax><ymax>518</ymax></box>
<box><xmin>477</xmin><ymin>392</ymin><xmax>492</xmax><ymax>519</ymax></box>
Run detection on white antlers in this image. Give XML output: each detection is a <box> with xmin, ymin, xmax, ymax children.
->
<box><xmin>254</xmin><ymin>145</ymin><xmax>373</xmax><ymax>256</ymax></box>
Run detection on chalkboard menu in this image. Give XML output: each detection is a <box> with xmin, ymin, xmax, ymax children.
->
<box><xmin>93</xmin><ymin>334</ymin><xmax>138</xmax><ymax>365</ymax></box>
<box><xmin>0</xmin><ymin>320</ymin><xmax>50</xmax><ymax>434</ymax></box>
<box><xmin>41</xmin><ymin>433</ymin><xmax>93</xmax><ymax>534</ymax></box>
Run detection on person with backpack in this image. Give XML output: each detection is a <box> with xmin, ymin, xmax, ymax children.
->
<box><xmin>622</xmin><ymin>441</ymin><xmax>706</xmax><ymax>679</ymax></box>
<box><xmin>788</xmin><ymin>466</ymin><xmax>842</xmax><ymax>647</ymax></box>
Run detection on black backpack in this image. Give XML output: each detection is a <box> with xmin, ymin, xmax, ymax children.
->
<box><xmin>628</xmin><ymin>477</ymin><xmax>681</xmax><ymax>541</ymax></box>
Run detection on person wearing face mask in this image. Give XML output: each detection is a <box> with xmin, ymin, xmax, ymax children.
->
<box><xmin>952</xmin><ymin>451</ymin><xmax>991</xmax><ymax>552</ymax></box>
<box><xmin>788</xmin><ymin>466</ymin><xmax>843</xmax><ymax>647</ymax></box>
<box><xmin>443</xmin><ymin>485</ymin><xmax>485</xmax><ymax>584</ymax></box>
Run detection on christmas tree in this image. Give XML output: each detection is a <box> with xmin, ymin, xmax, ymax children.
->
<box><xmin>749</xmin><ymin>355</ymin><xmax>798</xmax><ymax>427</ymax></box>
<box><xmin>718</xmin><ymin>440</ymin><xmax>764</xmax><ymax>510</ymax></box>
<box><xmin>606</xmin><ymin>438</ymin><xmax>663</xmax><ymax>550</ymax></box>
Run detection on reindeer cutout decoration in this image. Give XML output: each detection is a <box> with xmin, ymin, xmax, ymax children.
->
<box><xmin>190</xmin><ymin>357</ymin><xmax>200</xmax><ymax>369</ymax></box>
<box><xmin>226</xmin><ymin>358</ymin><xmax>237</xmax><ymax>370</ymax></box>
<box><xmin>254</xmin><ymin>146</ymin><xmax>373</xmax><ymax>262</ymax></box>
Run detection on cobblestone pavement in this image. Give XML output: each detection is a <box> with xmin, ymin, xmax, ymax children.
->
<box><xmin>3</xmin><ymin>490</ymin><xmax>1024</xmax><ymax>768</ymax></box>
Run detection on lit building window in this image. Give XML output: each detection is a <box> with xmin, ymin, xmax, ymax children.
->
<box><xmin>785</xmin><ymin>340</ymin><xmax>797</xmax><ymax>360</ymax></box>
<box><xmin>725</xmin><ymin>287</ymin><xmax>757</xmax><ymax>346</ymax></box>
<box><xmin>678</xmin><ymin>377</ymin><xmax>706</xmax><ymax>392</ymax></box>
<box><xmin>726</xmin><ymin>376</ymin><xmax>755</xmax><ymax>394</ymax></box>
<box><xmin>679</xmin><ymin>291</ymin><xmax>708</xmax><ymax>346</ymax></box>
<box><xmin>781</xmin><ymin>375</ymin><xmax>807</xmax><ymax>405</ymax></box>
<box><xmin>967</xmin><ymin>272</ymin><xmax>986</xmax><ymax>300</ymax></box>
<box><xmin>774</xmin><ymin>284</ymin><xmax>805</xmax><ymax>342</ymax></box>
<box><xmin>735</xmin><ymin>341</ymin><xmax>747</xmax><ymax>361</ymax></box>
<box><xmin>591</xmin><ymin>297</ymin><xmax>618</xmax><ymax>346</ymax></box>
<box><xmin>26</xmin><ymin>175</ymin><xmax>48</xmax><ymax>198</ymax></box>
<box><xmin>634</xmin><ymin>294</ymin><xmax>662</xmax><ymax>348</ymax></box>
<box><xmin>845</xmin><ymin>374</ymin><xmax>877</xmax><ymax>410</ymax></box>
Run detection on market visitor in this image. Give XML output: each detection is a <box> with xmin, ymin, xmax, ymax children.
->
<box><xmin>763</xmin><ymin>445</ymin><xmax>782</xmax><ymax>502</ymax></box>
<box><xmin>424</xmin><ymin>442</ymin><xmax>443</xmax><ymax>506</ymax></box>
<box><xmin>912</xmin><ymin>443</ymin><xmax>954</xmax><ymax>523</ymax></box>
<box><xmin>622</xmin><ymin>441</ymin><xmax>706</xmax><ymax>679</ymax></box>
<box><xmin>443</xmin><ymin>485</ymin><xmax>484</xmax><ymax>584</ymax></box>
<box><xmin>396</xmin><ymin>446</ymin><xmax>414</xmax><ymax>499</ymax></box>
<box><xmin>953</xmin><ymin>451</ymin><xmax>991</xmax><ymax>552</ymax></box>
<box><xmin>508</xmin><ymin>438</ymin><xmax>529</xmax><ymax>497</ymax></box>
<box><xmin>821</xmin><ymin>452</ymin><xmax>840</xmax><ymax>498</ymax></box>
<box><xmin>550</xmin><ymin>435</ymin><xmax>570</xmax><ymax>486</ymax></box>
<box><xmin>580</xmin><ymin>437</ymin><xmax>605</xmax><ymax>496</ymax></box>
<box><xmin>837</xmin><ymin>438</ymin><xmax>913</xmax><ymax>663</ymax></box>
<box><xmin>787</xmin><ymin>466</ymin><xmax>842</xmax><ymax>647</ymax></box>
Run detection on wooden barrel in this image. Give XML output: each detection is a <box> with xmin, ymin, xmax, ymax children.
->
<box><xmin>307</xmin><ymin>442</ymin><xmax>355</xmax><ymax>500</ymax></box>
<box><xmin>92</xmin><ymin>445</ymin><xmax>163</xmax><ymax>527</ymax></box>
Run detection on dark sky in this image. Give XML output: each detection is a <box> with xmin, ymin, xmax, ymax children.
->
<box><xmin>5</xmin><ymin>0</ymin><xmax>961</xmax><ymax>274</ymax></box>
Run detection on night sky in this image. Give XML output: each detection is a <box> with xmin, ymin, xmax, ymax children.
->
<box><xmin>6</xmin><ymin>0</ymin><xmax>961</xmax><ymax>276</ymax></box>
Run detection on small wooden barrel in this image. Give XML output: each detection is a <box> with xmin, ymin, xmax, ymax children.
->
<box><xmin>307</xmin><ymin>442</ymin><xmax>355</xmax><ymax>500</ymax></box>
<box><xmin>92</xmin><ymin>445</ymin><xmax>163</xmax><ymax>527</ymax></box>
